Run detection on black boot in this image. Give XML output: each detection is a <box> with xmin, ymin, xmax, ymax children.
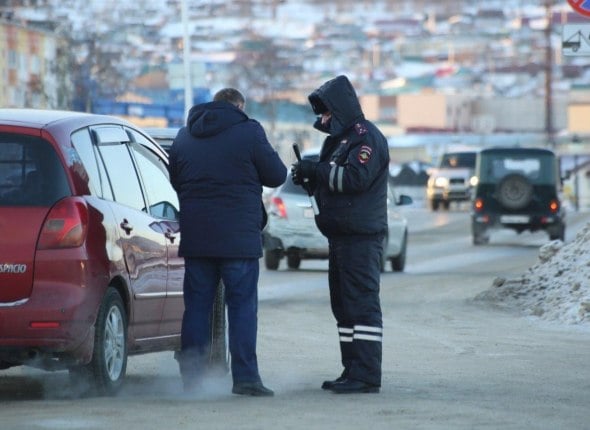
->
<box><xmin>329</xmin><ymin>378</ymin><xmax>380</xmax><ymax>394</ymax></box>
<box><xmin>321</xmin><ymin>370</ymin><xmax>348</xmax><ymax>390</ymax></box>
<box><xmin>232</xmin><ymin>381</ymin><xmax>274</xmax><ymax>397</ymax></box>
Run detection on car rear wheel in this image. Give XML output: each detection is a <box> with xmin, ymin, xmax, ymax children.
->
<box><xmin>69</xmin><ymin>287</ymin><xmax>127</xmax><ymax>396</ymax></box>
<box><xmin>496</xmin><ymin>173</ymin><xmax>533</xmax><ymax>210</ymax></box>
<box><xmin>264</xmin><ymin>249</ymin><xmax>281</xmax><ymax>270</ymax></box>
<box><xmin>391</xmin><ymin>230</ymin><xmax>407</xmax><ymax>272</ymax></box>
<box><xmin>472</xmin><ymin>223</ymin><xmax>490</xmax><ymax>245</ymax></box>
<box><xmin>548</xmin><ymin>223</ymin><xmax>565</xmax><ymax>241</ymax></box>
<box><xmin>287</xmin><ymin>253</ymin><xmax>301</xmax><ymax>270</ymax></box>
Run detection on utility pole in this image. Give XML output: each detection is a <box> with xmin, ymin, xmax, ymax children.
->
<box><xmin>181</xmin><ymin>0</ymin><xmax>193</xmax><ymax>122</ymax></box>
<box><xmin>545</xmin><ymin>0</ymin><xmax>554</xmax><ymax>148</ymax></box>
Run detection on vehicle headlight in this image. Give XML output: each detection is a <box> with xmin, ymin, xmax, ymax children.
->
<box><xmin>469</xmin><ymin>176</ymin><xmax>478</xmax><ymax>187</ymax></box>
<box><xmin>434</xmin><ymin>177</ymin><xmax>449</xmax><ymax>187</ymax></box>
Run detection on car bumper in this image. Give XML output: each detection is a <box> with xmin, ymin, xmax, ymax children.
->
<box><xmin>444</xmin><ymin>189</ymin><xmax>472</xmax><ymax>201</ymax></box>
<box><xmin>263</xmin><ymin>228</ymin><xmax>328</xmax><ymax>252</ymax></box>
<box><xmin>427</xmin><ymin>187</ymin><xmax>471</xmax><ymax>202</ymax></box>
<box><xmin>472</xmin><ymin>212</ymin><xmax>564</xmax><ymax>230</ymax></box>
<box><xmin>0</xmin><ymin>261</ymin><xmax>102</xmax><ymax>368</ymax></box>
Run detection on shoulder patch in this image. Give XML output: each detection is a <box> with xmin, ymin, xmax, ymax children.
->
<box><xmin>358</xmin><ymin>145</ymin><xmax>373</xmax><ymax>164</ymax></box>
<box><xmin>354</xmin><ymin>122</ymin><xmax>368</xmax><ymax>136</ymax></box>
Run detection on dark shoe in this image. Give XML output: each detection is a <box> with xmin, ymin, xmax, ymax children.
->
<box><xmin>232</xmin><ymin>382</ymin><xmax>274</xmax><ymax>397</ymax></box>
<box><xmin>329</xmin><ymin>378</ymin><xmax>380</xmax><ymax>394</ymax></box>
<box><xmin>321</xmin><ymin>375</ymin><xmax>347</xmax><ymax>390</ymax></box>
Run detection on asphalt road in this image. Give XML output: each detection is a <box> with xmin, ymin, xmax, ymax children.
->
<box><xmin>1</xmin><ymin>205</ymin><xmax>589</xmax><ymax>430</ymax></box>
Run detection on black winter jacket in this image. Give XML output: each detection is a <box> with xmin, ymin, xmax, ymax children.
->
<box><xmin>168</xmin><ymin>101</ymin><xmax>287</xmax><ymax>258</ymax></box>
<box><xmin>308</xmin><ymin>75</ymin><xmax>390</xmax><ymax>238</ymax></box>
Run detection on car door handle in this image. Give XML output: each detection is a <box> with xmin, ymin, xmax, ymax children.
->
<box><xmin>120</xmin><ymin>219</ymin><xmax>133</xmax><ymax>235</ymax></box>
<box><xmin>165</xmin><ymin>230</ymin><xmax>177</xmax><ymax>244</ymax></box>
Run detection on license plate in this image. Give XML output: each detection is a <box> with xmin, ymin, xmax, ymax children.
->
<box><xmin>500</xmin><ymin>215</ymin><xmax>529</xmax><ymax>224</ymax></box>
<box><xmin>303</xmin><ymin>208</ymin><xmax>314</xmax><ymax>218</ymax></box>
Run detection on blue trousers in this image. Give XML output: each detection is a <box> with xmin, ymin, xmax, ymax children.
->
<box><xmin>181</xmin><ymin>257</ymin><xmax>261</xmax><ymax>384</ymax></box>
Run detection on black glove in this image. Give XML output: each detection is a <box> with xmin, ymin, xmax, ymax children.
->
<box><xmin>291</xmin><ymin>160</ymin><xmax>318</xmax><ymax>186</ymax></box>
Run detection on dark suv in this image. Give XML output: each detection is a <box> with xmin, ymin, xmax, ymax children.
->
<box><xmin>471</xmin><ymin>147</ymin><xmax>565</xmax><ymax>245</ymax></box>
<box><xmin>0</xmin><ymin>109</ymin><xmax>226</xmax><ymax>395</ymax></box>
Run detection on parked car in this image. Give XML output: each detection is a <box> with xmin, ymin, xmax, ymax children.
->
<box><xmin>426</xmin><ymin>149</ymin><xmax>478</xmax><ymax>211</ymax></box>
<box><xmin>143</xmin><ymin>127</ymin><xmax>180</xmax><ymax>153</ymax></box>
<box><xmin>263</xmin><ymin>172</ymin><xmax>413</xmax><ymax>272</ymax></box>
<box><xmin>0</xmin><ymin>109</ymin><xmax>226</xmax><ymax>395</ymax></box>
<box><xmin>471</xmin><ymin>146</ymin><xmax>565</xmax><ymax>245</ymax></box>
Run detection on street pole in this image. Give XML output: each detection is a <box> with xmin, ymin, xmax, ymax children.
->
<box><xmin>181</xmin><ymin>0</ymin><xmax>193</xmax><ymax>123</ymax></box>
<box><xmin>545</xmin><ymin>0</ymin><xmax>554</xmax><ymax>149</ymax></box>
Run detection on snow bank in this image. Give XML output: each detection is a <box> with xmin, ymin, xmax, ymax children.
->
<box><xmin>476</xmin><ymin>224</ymin><xmax>590</xmax><ymax>327</ymax></box>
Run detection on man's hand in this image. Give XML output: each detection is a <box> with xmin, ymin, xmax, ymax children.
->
<box><xmin>291</xmin><ymin>160</ymin><xmax>318</xmax><ymax>186</ymax></box>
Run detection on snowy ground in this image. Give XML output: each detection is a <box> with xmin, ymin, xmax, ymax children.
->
<box><xmin>476</xmin><ymin>222</ymin><xmax>590</xmax><ymax>330</ymax></box>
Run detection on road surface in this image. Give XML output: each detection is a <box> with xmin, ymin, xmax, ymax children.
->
<box><xmin>1</xmin><ymin>205</ymin><xmax>589</xmax><ymax>430</ymax></box>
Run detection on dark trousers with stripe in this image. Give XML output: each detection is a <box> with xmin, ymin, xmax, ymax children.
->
<box><xmin>328</xmin><ymin>235</ymin><xmax>383</xmax><ymax>386</ymax></box>
<box><xmin>180</xmin><ymin>257</ymin><xmax>262</xmax><ymax>384</ymax></box>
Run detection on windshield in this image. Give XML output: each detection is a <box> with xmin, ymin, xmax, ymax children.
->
<box><xmin>440</xmin><ymin>152</ymin><xmax>477</xmax><ymax>169</ymax></box>
<box><xmin>478</xmin><ymin>152</ymin><xmax>557</xmax><ymax>185</ymax></box>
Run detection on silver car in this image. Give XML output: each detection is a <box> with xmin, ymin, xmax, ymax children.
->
<box><xmin>263</xmin><ymin>173</ymin><xmax>412</xmax><ymax>272</ymax></box>
<box><xmin>143</xmin><ymin>127</ymin><xmax>180</xmax><ymax>153</ymax></box>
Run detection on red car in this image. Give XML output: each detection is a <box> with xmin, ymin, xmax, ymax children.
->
<box><xmin>0</xmin><ymin>109</ymin><xmax>225</xmax><ymax>395</ymax></box>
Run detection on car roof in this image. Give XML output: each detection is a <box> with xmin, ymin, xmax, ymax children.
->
<box><xmin>480</xmin><ymin>146</ymin><xmax>555</xmax><ymax>156</ymax></box>
<box><xmin>143</xmin><ymin>127</ymin><xmax>180</xmax><ymax>139</ymax></box>
<box><xmin>0</xmin><ymin>108</ymin><xmax>132</xmax><ymax>130</ymax></box>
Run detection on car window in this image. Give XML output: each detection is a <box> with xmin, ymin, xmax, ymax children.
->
<box><xmin>71</xmin><ymin>128</ymin><xmax>114</xmax><ymax>200</ymax></box>
<box><xmin>0</xmin><ymin>133</ymin><xmax>70</xmax><ymax>207</ymax></box>
<box><xmin>129</xmin><ymin>140</ymin><xmax>179</xmax><ymax>220</ymax></box>
<box><xmin>440</xmin><ymin>152</ymin><xmax>476</xmax><ymax>168</ymax></box>
<box><xmin>479</xmin><ymin>152</ymin><xmax>556</xmax><ymax>185</ymax></box>
<box><xmin>280</xmin><ymin>174</ymin><xmax>308</xmax><ymax>195</ymax></box>
<box><xmin>98</xmin><ymin>141</ymin><xmax>146</xmax><ymax>211</ymax></box>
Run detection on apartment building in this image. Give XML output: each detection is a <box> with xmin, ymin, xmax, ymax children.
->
<box><xmin>0</xmin><ymin>15</ymin><xmax>63</xmax><ymax>108</ymax></box>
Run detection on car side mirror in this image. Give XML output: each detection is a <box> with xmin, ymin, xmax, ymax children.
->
<box><xmin>396</xmin><ymin>194</ymin><xmax>413</xmax><ymax>206</ymax></box>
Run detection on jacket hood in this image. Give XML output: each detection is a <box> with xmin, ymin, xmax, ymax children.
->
<box><xmin>187</xmin><ymin>100</ymin><xmax>248</xmax><ymax>137</ymax></box>
<box><xmin>308</xmin><ymin>75</ymin><xmax>364</xmax><ymax>136</ymax></box>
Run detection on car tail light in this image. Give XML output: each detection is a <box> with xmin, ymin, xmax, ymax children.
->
<box><xmin>37</xmin><ymin>197</ymin><xmax>89</xmax><ymax>249</ymax></box>
<box><xmin>271</xmin><ymin>196</ymin><xmax>287</xmax><ymax>219</ymax></box>
<box><xmin>474</xmin><ymin>198</ymin><xmax>484</xmax><ymax>212</ymax></box>
<box><xmin>549</xmin><ymin>199</ymin><xmax>559</xmax><ymax>213</ymax></box>
<box><xmin>30</xmin><ymin>321</ymin><xmax>60</xmax><ymax>329</ymax></box>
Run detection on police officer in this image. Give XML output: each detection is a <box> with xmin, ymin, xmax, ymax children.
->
<box><xmin>291</xmin><ymin>75</ymin><xmax>389</xmax><ymax>394</ymax></box>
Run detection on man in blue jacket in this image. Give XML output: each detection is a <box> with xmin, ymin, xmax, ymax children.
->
<box><xmin>168</xmin><ymin>88</ymin><xmax>287</xmax><ymax>396</ymax></box>
<box><xmin>292</xmin><ymin>75</ymin><xmax>389</xmax><ymax>394</ymax></box>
